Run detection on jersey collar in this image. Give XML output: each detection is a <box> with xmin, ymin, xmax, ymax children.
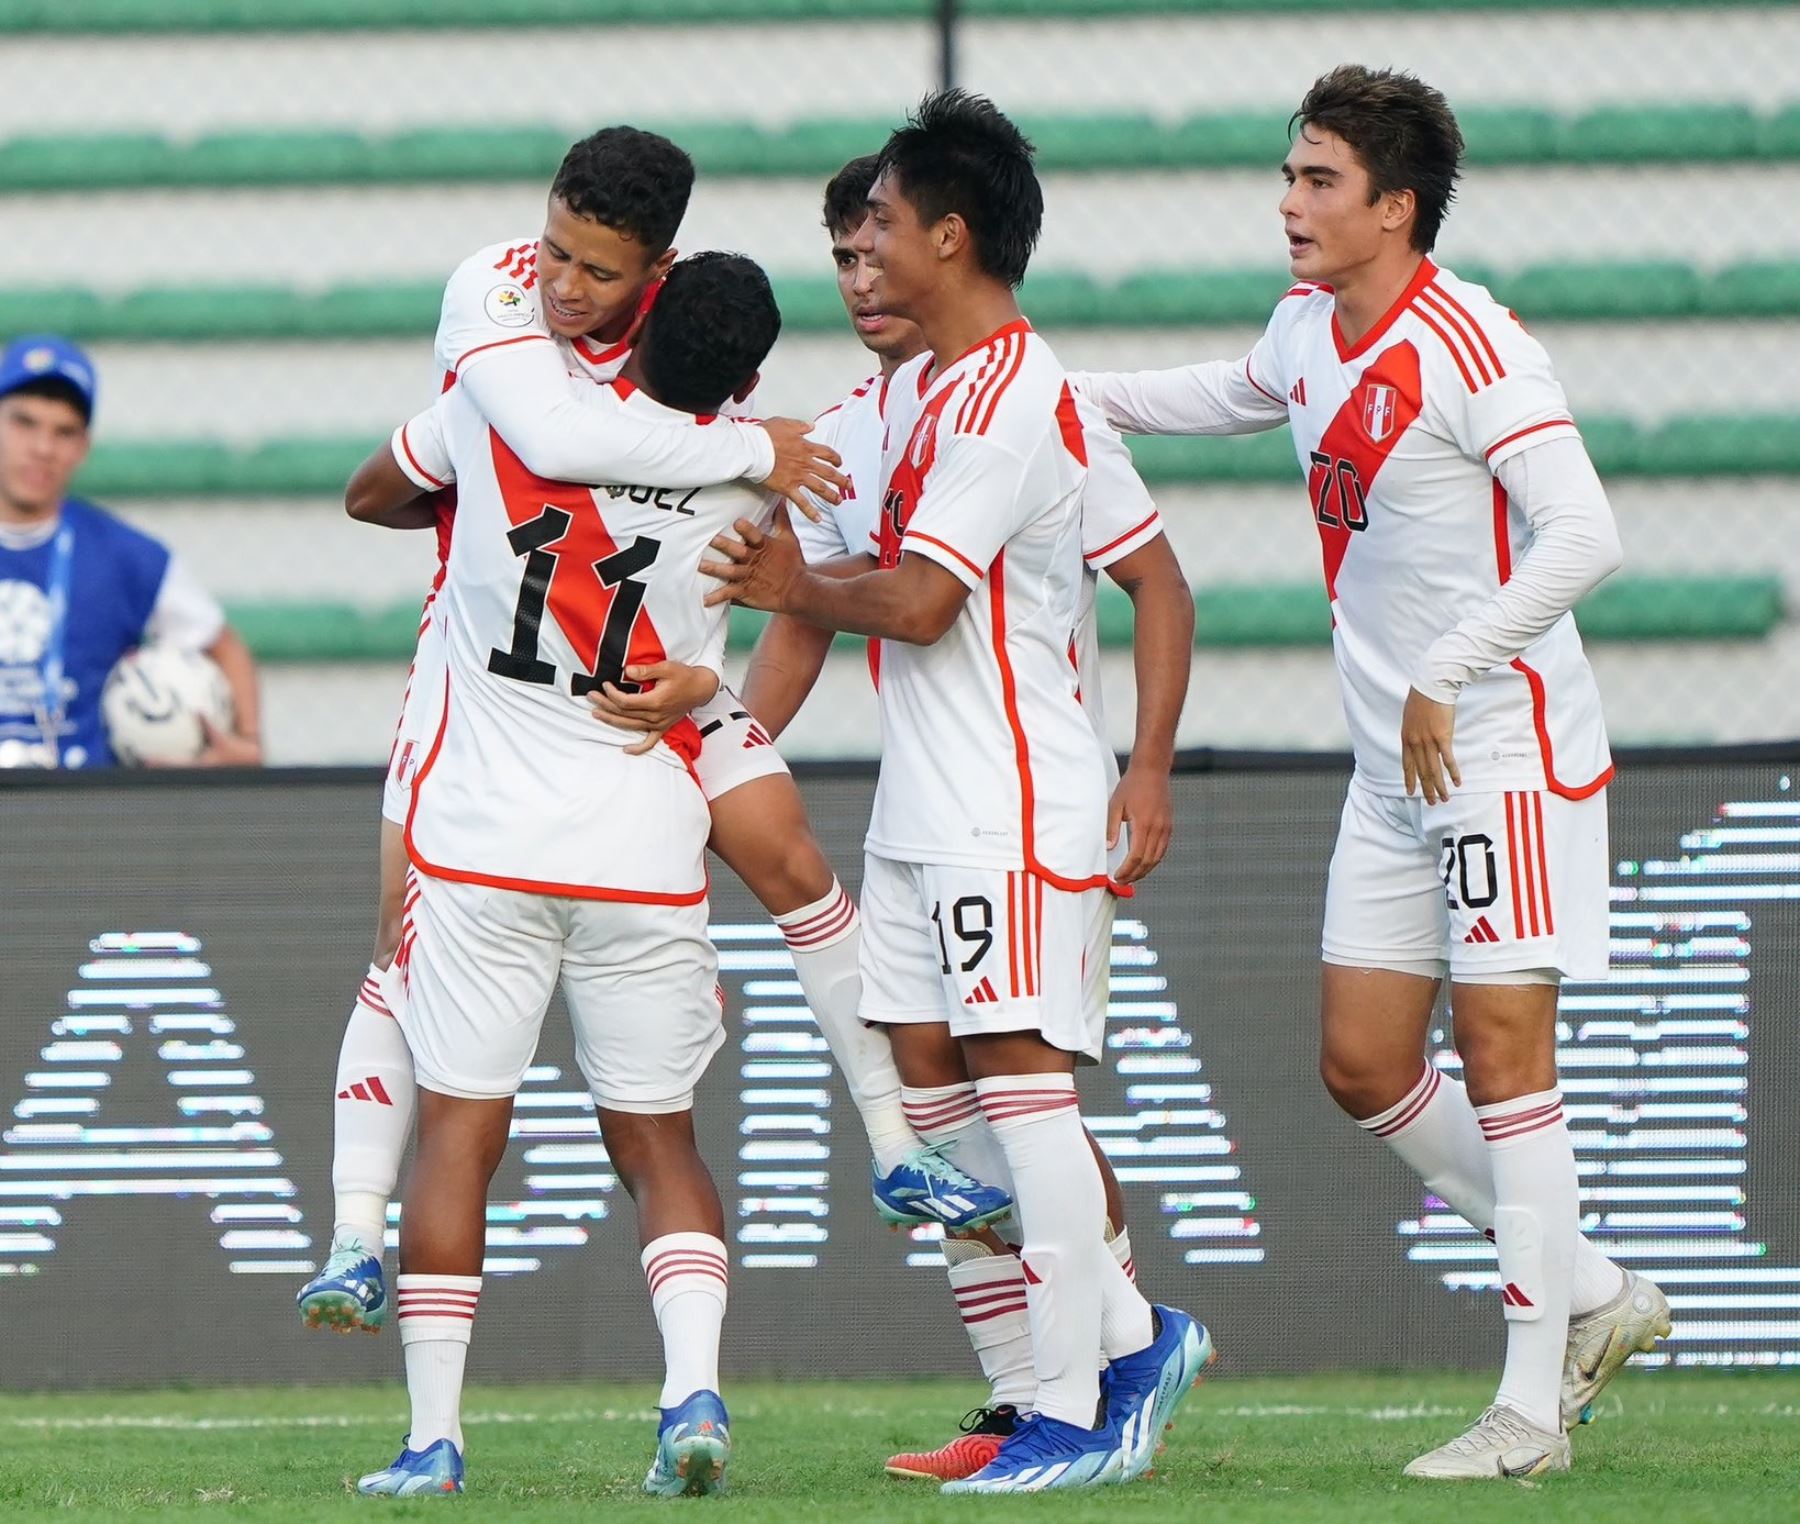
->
<box><xmin>922</xmin><ymin>316</ymin><xmax>1032</xmax><ymax>393</ymax></box>
<box><xmin>1331</xmin><ymin>257</ymin><xmax>1437</xmax><ymax>364</ymax></box>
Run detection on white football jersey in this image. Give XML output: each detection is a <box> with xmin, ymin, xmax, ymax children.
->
<box><xmin>794</xmin><ymin>372</ymin><xmax>887</xmax><ymax>565</ymax></box>
<box><xmin>804</xmin><ymin>368</ymin><xmax>1164</xmax><ymax>796</ymax></box>
<box><xmin>864</xmin><ymin>321</ymin><xmax>1110</xmax><ymax>886</ymax></box>
<box><xmin>406</xmin><ymin>377</ymin><xmax>772</xmax><ymax>899</ymax></box>
<box><xmin>1080</xmin><ymin>258</ymin><xmax>1610</xmax><ymax>799</ymax></box>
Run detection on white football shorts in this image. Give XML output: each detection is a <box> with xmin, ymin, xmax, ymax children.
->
<box><xmin>381</xmin><ymin>603</ymin><xmax>447</xmax><ymax>827</ymax></box>
<box><xmin>1321</xmin><ymin>778</ymin><xmax>1610</xmax><ymax>983</ymax></box>
<box><xmin>395</xmin><ymin>869</ymin><xmax>724</xmax><ymax>1111</ymax></box>
<box><xmin>690</xmin><ymin>683</ymin><xmax>790</xmax><ymax>803</ymax></box>
<box><xmin>858</xmin><ymin>852</ymin><xmax>1105</xmax><ymax>1062</ymax></box>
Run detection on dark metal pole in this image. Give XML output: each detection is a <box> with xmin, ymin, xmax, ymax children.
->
<box><xmin>937</xmin><ymin>0</ymin><xmax>957</xmax><ymax>90</ymax></box>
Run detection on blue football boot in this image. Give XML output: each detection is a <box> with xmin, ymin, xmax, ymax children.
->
<box><xmin>1100</xmin><ymin>1305</ymin><xmax>1213</xmax><ymax>1482</ymax></box>
<box><xmin>356</xmin><ymin>1436</ymin><xmax>464</xmax><ymax>1497</ymax></box>
<box><xmin>644</xmin><ymin>1389</ymin><xmax>731</xmax><ymax>1498</ymax></box>
<box><xmin>939</xmin><ymin>1412</ymin><xmax>1123</xmax><ymax>1493</ymax></box>
<box><xmin>297</xmin><ymin>1234</ymin><xmax>387</xmax><ymax>1333</ymax></box>
<box><xmin>870</xmin><ymin>1148</ymin><xmax>1012</xmax><ymax>1231</ymax></box>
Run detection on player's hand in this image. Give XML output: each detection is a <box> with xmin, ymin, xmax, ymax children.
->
<box><xmin>1401</xmin><ymin>688</ymin><xmax>1461</xmax><ymax>805</ymax></box>
<box><xmin>1108</xmin><ymin>764</ymin><xmax>1173</xmax><ymax>884</ymax></box>
<box><xmin>586</xmin><ymin>661</ymin><xmax>721</xmax><ymax>757</ymax></box>
<box><xmin>185</xmin><ymin>718</ymin><xmax>263</xmax><ymax>768</ymax></box>
<box><xmin>700</xmin><ymin>505</ymin><xmax>807</xmax><ymax>613</ymax></box>
<box><xmin>757</xmin><ymin>418</ymin><xmax>845</xmax><ymax>523</ymax></box>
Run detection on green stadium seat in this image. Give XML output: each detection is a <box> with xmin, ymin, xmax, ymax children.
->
<box><xmin>3</xmin><ymin>2</ymin><xmax>1764</xmax><ymax>33</ymax></box>
<box><xmin>221</xmin><ymin>572</ymin><xmax>1785</xmax><ymax>665</ymax></box>
<box><xmin>1456</xmin><ymin>107</ymin><xmax>1564</xmax><ymax>165</ymax></box>
<box><xmin>9</xmin><ymin>260</ymin><xmax>1800</xmax><ymax>343</ymax></box>
<box><xmin>69</xmin><ymin>415</ymin><xmax>1800</xmax><ymax>500</ymax></box>
<box><xmin>1700</xmin><ymin>260</ymin><xmax>1800</xmax><ymax>319</ymax></box>
<box><xmin>1562</xmin><ymin>104</ymin><xmax>1762</xmax><ymax>163</ymax></box>
<box><xmin>1493</xmin><ymin>262</ymin><xmax>1705</xmax><ymax>321</ymax></box>
<box><xmin>3</xmin><ymin>102</ymin><xmax>1797</xmax><ymax>192</ymax></box>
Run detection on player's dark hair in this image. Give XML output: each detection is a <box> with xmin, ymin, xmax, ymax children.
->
<box><xmin>2</xmin><ymin>377</ymin><xmax>90</xmax><ymax>424</ymax></box>
<box><xmin>1291</xmin><ymin>65</ymin><xmax>1464</xmax><ymax>252</ymax></box>
<box><xmin>638</xmin><ymin>251</ymin><xmax>781</xmax><ymax>416</ymax></box>
<box><xmin>875</xmin><ymin>89</ymin><xmax>1042</xmax><ymax>287</ymax></box>
<box><xmin>550</xmin><ymin>126</ymin><xmax>694</xmax><ymax>255</ymax></box>
<box><xmin>822</xmin><ymin>154</ymin><xmax>881</xmax><ymax>239</ymax></box>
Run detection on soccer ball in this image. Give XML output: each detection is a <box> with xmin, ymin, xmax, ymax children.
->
<box><xmin>101</xmin><ymin>645</ymin><xmax>234</xmax><ymax>766</ymax></box>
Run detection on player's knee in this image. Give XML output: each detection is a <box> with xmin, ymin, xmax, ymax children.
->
<box><xmin>759</xmin><ymin>832</ymin><xmax>836</xmax><ymax>915</ymax></box>
<box><xmin>1318</xmin><ymin>1046</ymin><xmax>1403</xmax><ymax>1120</ymax></box>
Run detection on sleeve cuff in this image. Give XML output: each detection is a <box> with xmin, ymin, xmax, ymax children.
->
<box><xmin>742</xmin><ymin>422</ymin><xmax>777</xmax><ymax>484</ymax></box>
<box><xmin>901</xmin><ymin>531</ymin><xmax>986</xmax><ymax>590</ymax></box>
<box><xmin>1483</xmin><ymin>418</ymin><xmax>1579</xmax><ymax>472</ymax></box>
<box><xmin>1412</xmin><ymin>652</ymin><xmax>1466</xmax><ymax>706</ymax></box>
<box><xmin>1084</xmin><ymin>510</ymin><xmax>1163</xmax><ymax>571</ymax></box>
<box><xmin>391</xmin><ymin>422</ymin><xmax>449</xmax><ymax>491</ymax></box>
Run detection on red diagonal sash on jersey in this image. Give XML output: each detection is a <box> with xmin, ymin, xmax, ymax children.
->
<box><xmin>1308</xmin><ymin>340</ymin><xmax>1423</xmax><ymax>601</ymax></box>
<box><xmin>488</xmin><ymin>429</ymin><xmax>701</xmax><ymax>760</ymax></box>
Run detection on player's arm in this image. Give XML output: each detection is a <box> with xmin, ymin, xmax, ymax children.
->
<box><xmin>1104</xmin><ymin>533</ymin><xmax>1193</xmax><ymax>883</ymax></box>
<box><xmin>1070</xmin><ymin>299</ymin><xmax>1298</xmax><ymax>437</ymax></box>
<box><xmin>1403</xmin><ymin>435</ymin><xmax>1624</xmax><ymax>796</ymax></box>
<box><xmin>706</xmin><ymin>514</ymin><xmax>968</xmax><ymax>644</ymax></box>
<box><xmin>1403</xmin><ymin>323</ymin><xmax>1623</xmax><ymax>802</ymax></box>
<box><xmin>740</xmin><ymin>554</ymin><xmax>876</xmax><ymax>739</ymax></box>
<box><xmin>345</xmin><ymin>434</ymin><xmax>437</xmax><ymax>529</ymax></box>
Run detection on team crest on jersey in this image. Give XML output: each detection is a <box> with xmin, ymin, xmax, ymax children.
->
<box><xmin>484</xmin><ymin>283</ymin><xmax>535</xmax><ymax>328</ymax></box>
<box><xmin>1362</xmin><ymin>384</ymin><xmax>1398</xmax><ymax>442</ymax></box>
<box><xmin>909</xmin><ymin>414</ymin><xmax>938</xmax><ymax>468</ymax></box>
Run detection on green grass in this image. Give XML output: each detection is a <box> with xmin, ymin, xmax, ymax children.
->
<box><xmin>0</xmin><ymin>1373</ymin><xmax>1796</xmax><ymax>1521</ymax></box>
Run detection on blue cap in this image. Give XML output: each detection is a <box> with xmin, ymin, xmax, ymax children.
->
<box><xmin>0</xmin><ymin>335</ymin><xmax>97</xmax><ymax>422</ymax></box>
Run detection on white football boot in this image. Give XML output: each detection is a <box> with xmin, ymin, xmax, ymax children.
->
<box><xmin>1404</xmin><ymin>1404</ymin><xmax>1571</xmax><ymax>1480</ymax></box>
<box><xmin>1562</xmin><ymin>1268</ymin><xmax>1673</xmax><ymax>1427</ymax></box>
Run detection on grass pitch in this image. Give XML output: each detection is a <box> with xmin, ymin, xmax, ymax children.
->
<box><xmin>1</xmin><ymin>1372</ymin><xmax>1795</xmax><ymax>1522</ymax></box>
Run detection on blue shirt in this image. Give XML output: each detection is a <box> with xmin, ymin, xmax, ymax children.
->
<box><xmin>0</xmin><ymin>498</ymin><xmax>171</xmax><ymax>767</ymax></box>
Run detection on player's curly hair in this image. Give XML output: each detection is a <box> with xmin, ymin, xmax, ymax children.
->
<box><xmin>821</xmin><ymin>154</ymin><xmax>881</xmax><ymax>239</ymax></box>
<box><xmin>638</xmin><ymin>251</ymin><xmax>781</xmax><ymax>417</ymax></box>
<box><xmin>1291</xmin><ymin>66</ymin><xmax>1464</xmax><ymax>253</ymax></box>
<box><xmin>875</xmin><ymin>90</ymin><xmax>1042</xmax><ymax>288</ymax></box>
<box><xmin>551</xmin><ymin>126</ymin><xmax>694</xmax><ymax>255</ymax></box>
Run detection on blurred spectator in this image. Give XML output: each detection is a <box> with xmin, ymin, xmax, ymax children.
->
<box><xmin>0</xmin><ymin>335</ymin><xmax>261</xmax><ymax>768</ymax></box>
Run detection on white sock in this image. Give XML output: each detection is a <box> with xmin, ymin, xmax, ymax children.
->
<box><xmin>976</xmin><ymin>1074</ymin><xmax>1105</xmax><ymax>1429</ymax></box>
<box><xmin>332</xmin><ymin>963</ymin><xmax>416</xmax><ymax>1254</ymax></box>
<box><xmin>1477</xmin><ymin>1089</ymin><xmax>1578</xmax><ymax>1433</ymax></box>
<box><xmin>1099</xmin><ymin>1222</ymin><xmax>1155</xmax><ymax>1359</ymax></box>
<box><xmin>775</xmin><ymin>883</ymin><xmax>920</xmax><ymax>1175</ymax></box>
<box><xmin>1359</xmin><ymin>1062</ymin><xmax>1624</xmax><ymax>1317</ymax></box>
<box><xmin>642</xmin><ymin>1232</ymin><xmax>729</xmax><ymax>1408</ymax></box>
<box><xmin>943</xmin><ymin>1237</ymin><xmax>1035</xmax><ymax>1410</ymax></box>
<box><xmin>396</xmin><ymin>1273</ymin><xmax>479</xmax><ymax>1452</ymax></box>
<box><xmin>901</xmin><ymin>1082</ymin><xmax>1018</xmax><ymax>1207</ymax></box>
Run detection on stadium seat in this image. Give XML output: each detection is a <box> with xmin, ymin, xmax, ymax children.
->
<box><xmin>222</xmin><ymin>573</ymin><xmax>1786</xmax><ymax>664</ymax></box>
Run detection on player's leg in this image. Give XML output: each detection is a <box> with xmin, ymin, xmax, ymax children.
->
<box><xmin>358</xmin><ymin>875</ymin><xmax>558</xmax><ymax>1498</ymax></box>
<box><xmin>562</xmin><ymin>895</ymin><xmax>732</xmax><ymax>1498</ymax></box>
<box><xmin>299</xmin><ymin>820</ymin><xmax>418</xmax><ymax>1332</ymax></box>
<box><xmin>301</xmin><ymin>632</ymin><xmax>440</xmax><ymax>1331</ymax></box>
<box><xmin>701</xmin><ymin>755</ymin><xmax>920</xmax><ymax>1173</ymax></box>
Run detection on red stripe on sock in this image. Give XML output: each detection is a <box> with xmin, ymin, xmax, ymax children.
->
<box><xmin>1367</xmin><ymin>1063</ymin><xmax>1441</xmax><ymax>1137</ymax></box>
<box><xmin>962</xmin><ymin>1301</ymin><xmax>1030</xmax><ymax>1324</ymax></box>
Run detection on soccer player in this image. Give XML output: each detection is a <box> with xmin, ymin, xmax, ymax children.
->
<box><xmin>1070</xmin><ymin>65</ymin><xmax>1669</xmax><ymax>1478</ymax></box>
<box><xmin>702</xmin><ymin>92</ymin><xmax>1205</xmax><ymax>1495</ymax></box>
<box><xmin>740</xmin><ymin>153</ymin><xmax>1203</xmax><ymax>1484</ymax></box>
<box><xmin>299</xmin><ymin>129</ymin><xmax>1003</xmax><ymax>1337</ymax></box>
<box><xmin>356</xmin><ymin>251</ymin><xmax>793</xmax><ymax>1499</ymax></box>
